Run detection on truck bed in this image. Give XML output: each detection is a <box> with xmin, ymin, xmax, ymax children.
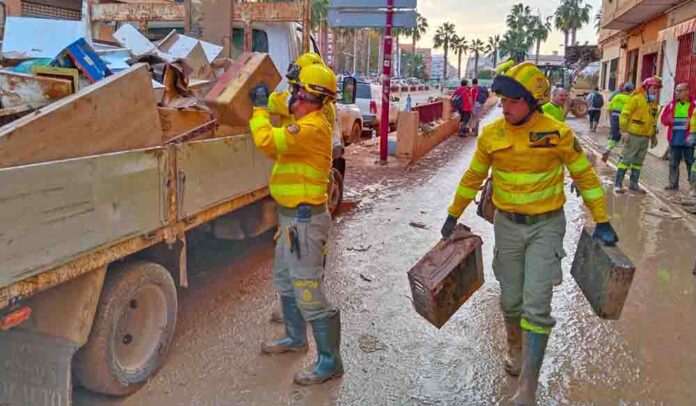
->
<box><xmin>0</xmin><ymin>133</ymin><xmax>272</xmax><ymax>305</ymax></box>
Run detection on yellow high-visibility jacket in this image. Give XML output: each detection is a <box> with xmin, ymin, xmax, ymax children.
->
<box><xmin>250</xmin><ymin>108</ymin><xmax>332</xmax><ymax>208</ymax></box>
<box><xmin>620</xmin><ymin>90</ymin><xmax>659</xmax><ymax>137</ymax></box>
<box><xmin>448</xmin><ymin>112</ymin><xmax>609</xmax><ymax>223</ymax></box>
<box><xmin>268</xmin><ymin>90</ymin><xmax>337</xmax><ymax>129</ymax></box>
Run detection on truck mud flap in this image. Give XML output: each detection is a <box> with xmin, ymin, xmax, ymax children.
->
<box><xmin>0</xmin><ymin>329</ymin><xmax>77</xmax><ymax>406</ymax></box>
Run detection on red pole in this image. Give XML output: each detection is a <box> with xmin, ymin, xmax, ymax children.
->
<box><xmin>379</xmin><ymin>0</ymin><xmax>394</xmax><ymax>163</ymax></box>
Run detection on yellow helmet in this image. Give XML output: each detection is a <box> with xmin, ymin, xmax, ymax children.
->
<box><xmin>297</xmin><ymin>64</ymin><xmax>337</xmax><ymax>103</ymax></box>
<box><xmin>287</xmin><ymin>52</ymin><xmax>325</xmax><ymax>84</ymax></box>
<box><xmin>491</xmin><ymin>62</ymin><xmax>550</xmax><ymax>106</ymax></box>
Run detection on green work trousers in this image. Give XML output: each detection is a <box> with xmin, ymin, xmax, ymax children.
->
<box><xmin>618</xmin><ymin>134</ymin><xmax>650</xmax><ymax>170</ymax></box>
<box><xmin>492</xmin><ymin>210</ymin><xmax>566</xmax><ymax>332</ymax></box>
<box><xmin>273</xmin><ymin>208</ymin><xmax>335</xmax><ymax>321</ymax></box>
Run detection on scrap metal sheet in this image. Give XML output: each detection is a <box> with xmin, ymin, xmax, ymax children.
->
<box><xmin>1</xmin><ymin>17</ymin><xmax>87</xmax><ymax>59</ymax></box>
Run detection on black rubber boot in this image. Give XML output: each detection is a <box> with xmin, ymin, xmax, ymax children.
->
<box><xmin>511</xmin><ymin>330</ymin><xmax>550</xmax><ymax>406</ymax></box>
<box><xmin>294</xmin><ymin>311</ymin><xmax>344</xmax><ymax>385</ymax></box>
<box><xmin>261</xmin><ymin>295</ymin><xmax>308</xmax><ymax>354</ymax></box>
<box><xmin>629</xmin><ymin>169</ymin><xmax>646</xmax><ymax>194</ymax></box>
<box><xmin>504</xmin><ymin>317</ymin><xmax>522</xmax><ymax>376</ymax></box>
<box><xmin>614</xmin><ymin>168</ymin><xmax>627</xmax><ymax>193</ymax></box>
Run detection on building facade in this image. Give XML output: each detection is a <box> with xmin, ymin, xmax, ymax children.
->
<box><xmin>430</xmin><ymin>54</ymin><xmax>457</xmax><ymax>80</ymax></box>
<box><xmin>598</xmin><ymin>0</ymin><xmax>696</xmax><ymax>152</ymax></box>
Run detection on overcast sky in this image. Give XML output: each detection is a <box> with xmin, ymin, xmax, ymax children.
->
<box><xmin>414</xmin><ymin>0</ymin><xmax>602</xmax><ymax>56</ymax></box>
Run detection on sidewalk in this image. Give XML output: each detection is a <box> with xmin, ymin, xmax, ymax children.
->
<box><xmin>567</xmin><ymin>117</ymin><xmax>696</xmax><ymax>213</ymax></box>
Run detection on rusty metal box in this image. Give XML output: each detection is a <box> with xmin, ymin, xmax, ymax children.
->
<box><xmin>205</xmin><ymin>52</ymin><xmax>281</xmax><ymax>127</ymax></box>
<box><xmin>571</xmin><ymin>227</ymin><xmax>636</xmax><ymax>320</ymax></box>
<box><xmin>408</xmin><ymin>225</ymin><xmax>484</xmax><ymax>328</ymax></box>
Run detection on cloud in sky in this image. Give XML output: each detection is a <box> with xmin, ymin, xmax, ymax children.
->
<box><xmin>414</xmin><ymin>0</ymin><xmax>601</xmax><ymax>55</ymax></box>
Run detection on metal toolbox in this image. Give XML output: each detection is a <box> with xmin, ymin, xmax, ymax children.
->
<box><xmin>408</xmin><ymin>225</ymin><xmax>484</xmax><ymax>328</ymax></box>
<box><xmin>571</xmin><ymin>227</ymin><xmax>636</xmax><ymax>320</ymax></box>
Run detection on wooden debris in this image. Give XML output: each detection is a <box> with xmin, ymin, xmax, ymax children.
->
<box><xmin>0</xmin><ymin>72</ymin><xmax>73</xmax><ymax>109</ymax></box>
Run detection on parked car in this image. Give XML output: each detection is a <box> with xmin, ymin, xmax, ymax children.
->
<box><xmin>355</xmin><ymin>81</ymin><xmax>399</xmax><ymax>131</ymax></box>
<box><xmin>336</xmin><ymin>80</ymin><xmax>364</xmax><ymax>145</ymax></box>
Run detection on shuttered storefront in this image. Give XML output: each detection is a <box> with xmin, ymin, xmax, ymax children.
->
<box><xmin>20</xmin><ymin>0</ymin><xmax>81</xmax><ymax>21</ymax></box>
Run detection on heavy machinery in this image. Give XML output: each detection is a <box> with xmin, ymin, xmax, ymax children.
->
<box><xmin>540</xmin><ymin>45</ymin><xmax>600</xmax><ymax>118</ymax></box>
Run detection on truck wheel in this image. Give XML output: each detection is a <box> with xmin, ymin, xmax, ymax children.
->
<box><xmin>328</xmin><ymin>168</ymin><xmax>344</xmax><ymax>216</ymax></box>
<box><xmin>350</xmin><ymin>121</ymin><xmax>362</xmax><ymax>144</ymax></box>
<box><xmin>74</xmin><ymin>261</ymin><xmax>177</xmax><ymax>396</ymax></box>
<box><xmin>571</xmin><ymin>99</ymin><xmax>589</xmax><ymax>118</ymax></box>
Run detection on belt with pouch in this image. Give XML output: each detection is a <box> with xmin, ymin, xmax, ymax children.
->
<box><xmin>497</xmin><ymin>208</ymin><xmax>563</xmax><ymax>225</ymax></box>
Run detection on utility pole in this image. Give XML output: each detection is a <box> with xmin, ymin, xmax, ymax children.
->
<box><xmin>353</xmin><ymin>28</ymin><xmax>358</xmax><ymax>74</ymax></box>
<box><xmin>379</xmin><ymin>0</ymin><xmax>394</xmax><ymax>163</ymax></box>
<box><xmin>366</xmin><ymin>30</ymin><xmax>371</xmax><ymax>78</ymax></box>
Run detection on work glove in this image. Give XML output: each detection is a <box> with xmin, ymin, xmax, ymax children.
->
<box><xmin>650</xmin><ymin>136</ymin><xmax>658</xmax><ymax>149</ymax></box>
<box><xmin>570</xmin><ymin>182</ymin><xmax>581</xmax><ymax>198</ymax></box>
<box><xmin>440</xmin><ymin>215</ymin><xmax>458</xmax><ymax>239</ymax></box>
<box><xmin>250</xmin><ymin>84</ymin><xmax>270</xmax><ymax>108</ymax></box>
<box><xmin>286</xmin><ymin>63</ymin><xmax>301</xmax><ymax>83</ymax></box>
<box><xmin>593</xmin><ymin>222</ymin><xmax>619</xmax><ymax>246</ymax></box>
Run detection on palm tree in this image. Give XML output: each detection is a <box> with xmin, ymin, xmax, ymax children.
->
<box><xmin>393</xmin><ymin>27</ymin><xmax>406</xmax><ymax>77</ymax></box>
<box><xmin>506</xmin><ymin>3</ymin><xmax>533</xmax><ymax>32</ymax></box>
<box><xmin>595</xmin><ymin>10</ymin><xmax>602</xmax><ymax>33</ymax></box>
<box><xmin>469</xmin><ymin>39</ymin><xmax>488</xmax><ymax>79</ymax></box>
<box><xmin>433</xmin><ymin>22</ymin><xmax>456</xmax><ymax>79</ymax></box>
<box><xmin>451</xmin><ymin>35</ymin><xmax>468</xmax><ymax>79</ymax></box>
<box><xmin>499</xmin><ymin>31</ymin><xmax>528</xmax><ymax>63</ymax></box>
<box><xmin>487</xmin><ymin>35</ymin><xmax>502</xmax><ymax>69</ymax></box>
<box><xmin>529</xmin><ymin>15</ymin><xmax>552</xmax><ymax>65</ymax></box>
<box><xmin>405</xmin><ymin>12</ymin><xmax>429</xmax><ymax>62</ymax></box>
<box><xmin>555</xmin><ymin>0</ymin><xmax>593</xmax><ymax>47</ymax></box>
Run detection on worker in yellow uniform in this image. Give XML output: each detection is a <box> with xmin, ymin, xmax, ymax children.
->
<box><xmin>541</xmin><ymin>87</ymin><xmax>568</xmax><ymax>122</ymax></box>
<box><xmin>615</xmin><ymin>76</ymin><xmax>662</xmax><ymax>193</ymax></box>
<box><xmin>249</xmin><ymin>64</ymin><xmax>343</xmax><ymax>386</ymax></box>
<box><xmin>440</xmin><ymin>62</ymin><xmax>618</xmax><ymax>405</ymax></box>
<box><xmin>266</xmin><ymin>52</ymin><xmax>339</xmax><ymax>325</ymax></box>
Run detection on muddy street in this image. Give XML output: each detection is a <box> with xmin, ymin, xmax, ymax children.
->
<box><xmin>75</xmin><ymin>108</ymin><xmax>696</xmax><ymax>406</ymax></box>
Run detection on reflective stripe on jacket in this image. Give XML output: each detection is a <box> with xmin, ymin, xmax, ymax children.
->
<box><xmin>609</xmin><ymin>93</ymin><xmax>631</xmax><ymax>116</ymax></box>
<box><xmin>620</xmin><ymin>90</ymin><xmax>659</xmax><ymax>137</ymax></box>
<box><xmin>250</xmin><ymin>108</ymin><xmax>332</xmax><ymax>208</ymax></box>
<box><xmin>447</xmin><ymin>113</ymin><xmax>609</xmax><ymax>223</ymax></box>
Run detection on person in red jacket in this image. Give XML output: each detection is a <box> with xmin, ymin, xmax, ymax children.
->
<box><xmin>453</xmin><ymin>79</ymin><xmax>473</xmax><ymax>136</ymax></box>
<box><xmin>660</xmin><ymin>83</ymin><xmax>695</xmax><ymax>190</ymax></box>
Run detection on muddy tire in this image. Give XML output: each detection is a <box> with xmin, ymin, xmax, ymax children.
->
<box><xmin>327</xmin><ymin>168</ymin><xmax>344</xmax><ymax>216</ymax></box>
<box><xmin>348</xmin><ymin>121</ymin><xmax>362</xmax><ymax>145</ymax></box>
<box><xmin>74</xmin><ymin>261</ymin><xmax>177</xmax><ymax>396</ymax></box>
<box><xmin>570</xmin><ymin>99</ymin><xmax>589</xmax><ymax>118</ymax></box>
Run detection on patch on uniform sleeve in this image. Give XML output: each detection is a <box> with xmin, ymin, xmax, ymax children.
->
<box><xmin>573</xmin><ymin>138</ymin><xmax>583</xmax><ymax>152</ymax></box>
<box><xmin>529</xmin><ymin>131</ymin><xmax>560</xmax><ymax>148</ymax></box>
<box><xmin>287</xmin><ymin>124</ymin><xmax>300</xmax><ymax>134</ymax></box>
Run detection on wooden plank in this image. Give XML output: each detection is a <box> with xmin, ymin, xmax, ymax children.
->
<box><xmin>0</xmin><ymin>72</ymin><xmax>73</xmax><ymax>109</ymax></box>
<box><xmin>233</xmin><ymin>2</ymin><xmax>302</xmax><ymax>22</ymax></box>
<box><xmin>91</xmin><ymin>3</ymin><xmax>185</xmax><ymax>22</ymax></box>
<box><xmin>205</xmin><ymin>53</ymin><xmax>281</xmax><ymax>126</ymax></box>
<box><xmin>0</xmin><ymin>64</ymin><xmax>163</xmax><ymax>169</ymax></box>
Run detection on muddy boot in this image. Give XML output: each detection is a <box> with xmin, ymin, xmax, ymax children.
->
<box><xmin>504</xmin><ymin>317</ymin><xmax>522</xmax><ymax>376</ymax></box>
<box><xmin>601</xmin><ymin>149</ymin><xmax>611</xmax><ymax>163</ymax></box>
<box><xmin>614</xmin><ymin>168</ymin><xmax>627</xmax><ymax>194</ymax></box>
<box><xmin>511</xmin><ymin>330</ymin><xmax>549</xmax><ymax>406</ymax></box>
<box><xmin>261</xmin><ymin>295</ymin><xmax>308</xmax><ymax>354</ymax></box>
<box><xmin>294</xmin><ymin>311</ymin><xmax>343</xmax><ymax>385</ymax></box>
<box><xmin>629</xmin><ymin>169</ymin><xmax>646</xmax><ymax>194</ymax></box>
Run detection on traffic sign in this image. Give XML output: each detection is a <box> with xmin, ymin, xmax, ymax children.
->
<box><xmin>330</xmin><ymin>0</ymin><xmax>417</xmax><ymax>8</ymax></box>
<box><xmin>328</xmin><ymin>9</ymin><xmax>416</xmax><ymax>28</ymax></box>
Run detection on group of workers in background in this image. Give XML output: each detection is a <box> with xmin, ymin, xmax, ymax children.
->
<box><xmin>543</xmin><ymin>75</ymin><xmax>696</xmax><ymax>196</ymax></box>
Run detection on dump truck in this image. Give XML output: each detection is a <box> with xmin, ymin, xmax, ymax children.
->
<box><xmin>0</xmin><ymin>1</ymin><xmax>356</xmax><ymax>404</ymax></box>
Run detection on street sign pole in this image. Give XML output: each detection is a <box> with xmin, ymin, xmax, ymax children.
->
<box><xmin>379</xmin><ymin>0</ymin><xmax>394</xmax><ymax>164</ymax></box>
